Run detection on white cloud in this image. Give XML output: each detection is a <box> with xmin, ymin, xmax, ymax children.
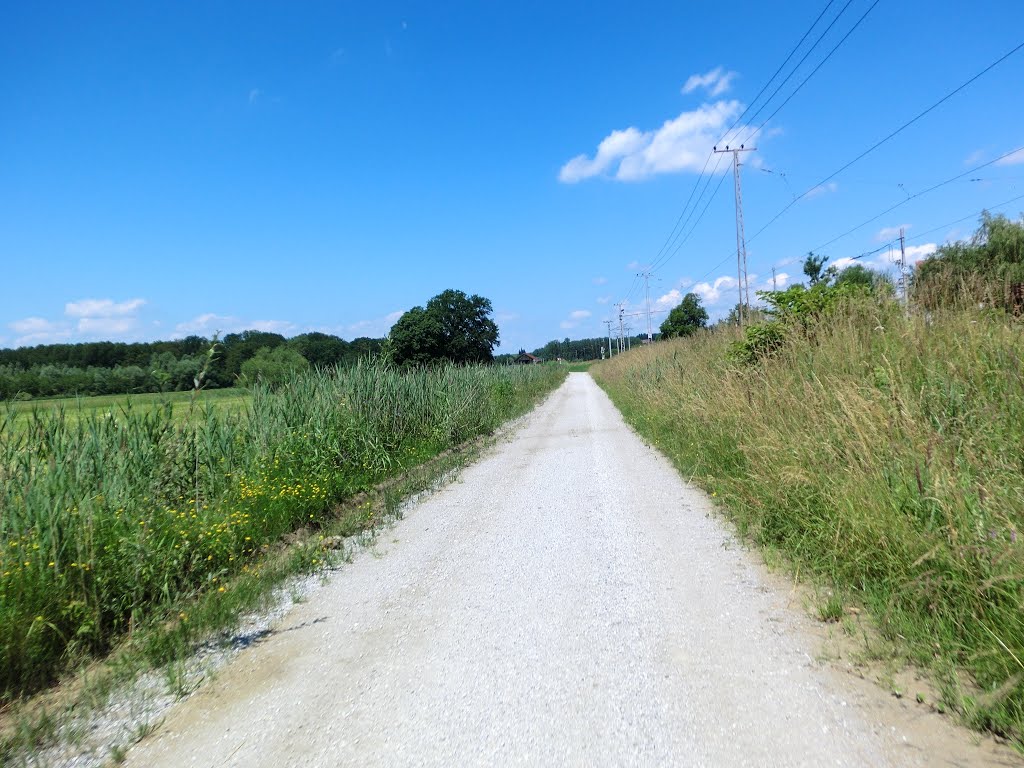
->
<box><xmin>592</xmin><ymin>276</ymin><xmax>608</xmax><ymax>285</ymax></box>
<box><xmin>569</xmin><ymin>309</ymin><xmax>591</xmax><ymax>320</ymax></box>
<box><xmin>172</xmin><ymin>313</ymin><xmax>298</xmax><ymax>339</ymax></box>
<box><xmin>559</xmin><ymin>100</ymin><xmax>749</xmax><ymax>183</ymax></box>
<box><xmin>964</xmin><ymin>149</ymin><xmax>986</xmax><ymax>166</ymax></box>
<box><xmin>9</xmin><ymin>317</ymin><xmax>72</xmax><ymax>347</ymax></box>
<box><xmin>904</xmin><ymin>243</ymin><xmax>937</xmax><ymax>263</ymax></box>
<box><xmin>596</xmin><ymin>295</ymin><xmax>611</xmax><ymax>305</ymax></box>
<box><xmin>805</xmin><ymin>182</ymin><xmax>838</xmax><ymax>199</ymax></box>
<box><xmin>655</xmin><ymin>289</ymin><xmax>682</xmax><ymax>310</ymax></box>
<box><xmin>77</xmin><ymin>317</ymin><xmax>137</xmax><ymax>336</ymax></box>
<box><xmin>997</xmin><ymin>148</ymin><xmax>1024</xmax><ymax>166</ymax></box>
<box><xmin>692</xmin><ymin>275</ymin><xmax>738</xmax><ymax>305</ymax></box>
<box><xmin>682</xmin><ymin>67</ymin><xmax>738</xmax><ymax>97</ymax></box>
<box><xmin>249</xmin><ymin>88</ymin><xmax>262</xmax><ymax>104</ymax></box>
<box><xmin>495</xmin><ymin>311</ymin><xmax>520</xmax><ymax>323</ymax></box>
<box><xmin>875</xmin><ymin>225</ymin><xmax>910</xmax><ymax>242</ymax></box>
<box><xmin>65</xmin><ymin>298</ymin><xmax>145</xmax><ymax>318</ymax></box>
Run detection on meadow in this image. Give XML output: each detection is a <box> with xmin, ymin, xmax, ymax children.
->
<box><xmin>592</xmin><ymin>302</ymin><xmax>1024</xmax><ymax>740</ymax></box>
<box><xmin>4</xmin><ymin>388</ymin><xmax>248</xmax><ymax>429</ymax></box>
<box><xmin>0</xmin><ymin>361</ymin><xmax>565</xmax><ymax>701</ymax></box>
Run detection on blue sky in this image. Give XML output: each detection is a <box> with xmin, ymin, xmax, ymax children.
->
<box><xmin>2</xmin><ymin>1</ymin><xmax>1023</xmax><ymax>353</ymax></box>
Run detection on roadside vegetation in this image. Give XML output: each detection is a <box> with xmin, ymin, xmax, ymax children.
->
<box><xmin>0</xmin><ymin>361</ymin><xmax>565</xmax><ymax>706</ymax></box>
<box><xmin>592</xmin><ymin>214</ymin><xmax>1024</xmax><ymax>742</ymax></box>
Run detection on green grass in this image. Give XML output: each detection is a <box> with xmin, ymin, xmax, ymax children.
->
<box><xmin>5</xmin><ymin>388</ymin><xmax>248</xmax><ymax>429</ymax></box>
<box><xmin>591</xmin><ymin>301</ymin><xmax>1024</xmax><ymax>742</ymax></box>
<box><xmin>0</xmin><ymin>361</ymin><xmax>565</xmax><ymax>705</ymax></box>
<box><xmin>564</xmin><ymin>361</ymin><xmax>596</xmax><ymax>373</ymax></box>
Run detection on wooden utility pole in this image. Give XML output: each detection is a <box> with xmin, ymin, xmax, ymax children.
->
<box><xmin>714</xmin><ymin>144</ymin><xmax>756</xmax><ymax>325</ymax></box>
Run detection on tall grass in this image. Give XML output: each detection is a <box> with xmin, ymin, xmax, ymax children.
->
<box><xmin>0</xmin><ymin>361</ymin><xmax>564</xmax><ymax>699</ymax></box>
<box><xmin>592</xmin><ymin>302</ymin><xmax>1024</xmax><ymax>739</ymax></box>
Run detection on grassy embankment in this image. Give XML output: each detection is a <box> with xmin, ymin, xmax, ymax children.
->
<box><xmin>592</xmin><ymin>302</ymin><xmax>1024</xmax><ymax>740</ymax></box>
<box><xmin>0</xmin><ymin>361</ymin><xmax>565</xmax><ymax>705</ymax></box>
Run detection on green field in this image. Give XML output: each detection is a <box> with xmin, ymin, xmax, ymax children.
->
<box><xmin>4</xmin><ymin>388</ymin><xmax>249</xmax><ymax>429</ymax></box>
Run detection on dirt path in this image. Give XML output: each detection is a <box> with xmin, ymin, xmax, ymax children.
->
<box><xmin>125</xmin><ymin>373</ymin><xmax>1019</xmax><ymax>767</ymax></box>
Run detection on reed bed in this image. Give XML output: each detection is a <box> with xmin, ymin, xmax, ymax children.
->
<box><xmin>592</xmin><ymin>303</ymin><xmax>1024</xmax><ymax>739</ymax></box>
<box><xmin>0</xmin><ymin>361</ymin><xmax>564</xmax><ymax>699</ymax></box>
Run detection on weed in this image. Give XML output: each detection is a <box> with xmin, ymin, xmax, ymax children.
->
<box><xmin>592</xmin><ymin>301</ymin><xmax>1024</xmax><ymax>742</ymax></box>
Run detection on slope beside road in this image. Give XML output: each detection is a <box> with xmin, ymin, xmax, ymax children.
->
<box><xmin>125</xmin><ymin>373</ymin><xmax>1017</xmax><ymax>767</ymax></box>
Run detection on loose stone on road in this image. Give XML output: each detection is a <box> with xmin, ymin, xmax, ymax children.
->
<box><xmin>125</xmin><ymin>373</ymin><xmax>1012</xmax><ymax>767</ymax></box>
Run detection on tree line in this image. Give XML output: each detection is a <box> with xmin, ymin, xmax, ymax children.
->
<box><xmin>0</xmin><ymin>331</ymin><xmax>385</xmax><ymax>400</ymax></box>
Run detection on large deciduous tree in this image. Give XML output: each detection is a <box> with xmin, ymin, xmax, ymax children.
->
<box><xmin>389</xmin><ymin>289</ymin><xmax>499</xmax><ymax>365</ymax></box>
<box><xmin>659</xmin><ymin>293</ymin><xmax>708</xmax><ymax>338</ymax></box>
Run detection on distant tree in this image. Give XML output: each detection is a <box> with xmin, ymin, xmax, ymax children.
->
<box><xmin>240</xmin><ymin>346</ymin><xmax>308</xmax><ymax>388</ymax></box>
<box><xmin>389</xmin><ymin>289</ymin><xmax>499</xmax><ymax>365</ymax></box>
<box><xmin>834</xmin><ymin>264</ymin><xmax>895</xmax><ymax>295</ymax></box>
<box><xmin>803</xmin><ymin>251</ymin><xmax>836</xmax><ymax>286</ymax></box>
<box><xmin>915</xmin><ymin>212</ymin><xmax>1024</xmax><ymax>309</ymax></box>
<box><xmin>289</xmin><ymin>332</ymin><xmax>350</xmax><ymax>369</ymax></box>
<box><xmin>720</xmin><ymin>303</ymin><xmax>768</xmax><ymax>327</ymax></box>
<box><xmin>659</xmin><ymin>293</ymin><xmax>708</xmax><ymax>338</ymax></box>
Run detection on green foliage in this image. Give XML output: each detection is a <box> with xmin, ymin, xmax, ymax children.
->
<box><xmin>239</xmin><ymin>346</ymin><xmax>309</xmax><ymax>389</ymax></box>
<box><xmin>802</xmin><ymin>251</ymin><xmax>835</xmax><ymax>286</ymax></box>
<box><xmin>726</xmin><ymin>321</ymin><xmax>786</xmax><ymax>366</ymax></box>
<box><xmin>727</xmin><ymin>282</ymin><xmax>878</xmax><ymax>365</ymax></box>
<box><xmin>834</xmin><ymin>264</ymin><xmax>894</xmax><ymax>295</ymax></box>
<box><xmin>594</xmin><ymin>306</ymin><xmax>1024</xmax><ymax>742</ymax></box>
<box><xmin>389</xmin><ymin>289</ymin><xmax>499</xmax><ymax>366</ymax></box>
<box><xmin>915</xmin><ymin>212</ymin><xmax>1024</xmax><ymax>309</ymax></box>
<box><xmin>659</xmin><ymin>293</ymin><xmax>708</xmax><ymax>338</ymax></box>
<box><xmin>0</xmin><ymin>362</ymin><xmax>565</xmax><ymax>699</ymax></box>
<box><xmin>532</xmin><ymin>336</ymin><xmax>608</xmax><ymax>361</ymax></box>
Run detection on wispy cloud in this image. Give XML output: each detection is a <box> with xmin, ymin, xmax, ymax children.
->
<box><xmin>173</xmin><ymin>313</ymin><xmax>298</xmax><ymax>339</ymax></box>
<box><xmin>248</xmin><ymin>88</ymin><xmax>262</xmax><ymax>105</ymax></box>
<box><xmin>9</xmin><ymin>317</ymin><xmax>72</xmax><ymax>347</ymax></box>
<box><xmin>997</xmin><ymin>148</ymin><xmax>1024</xmax><ymax>166</ymax></box>
<box><xmin>65</xmin><ymin>298</ymin><xmax>145</xmax><ymax>318</ymax></box>
<box><xmin>805</xmin><ymin>182</ymin><xmax>839</xmax><ymax>199</ymax></box>
<box><xmin>596</xmin><ymin>295</ymin><xmax>611</xmax><ymax>305</ymax></box>
<box><xmin>559</xmin><ymin>309</ymin><xmax>593</xmax><ymax>330</ymax></box>
<box><xmin>592</xmin><ymin>276</ymin><xmax>608</xmax><ymax>285</ymax></box>
<box><xmin>8</xmin><ymin>297</ymin><xmax>150</xmax><ymax>346</ymax></box>
<box><xmin>559</xmin><ymin>99</ymin><xmax>750</xmax><ymax>183</ymax></box>
<box><xmin>682</xmin><ymin>67</ymin><xmax>738</xmax><ymax>97</ymax></box>
<box><xmin>876</xmin><ymin>225</ymin><xmax>910</xmax><ymax>242</ymax></box>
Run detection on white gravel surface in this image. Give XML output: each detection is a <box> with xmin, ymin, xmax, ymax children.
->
<box><xmin>122</xmin><ymin>373</ymin><xmax>996</xmax><ymax>767</ymax></box>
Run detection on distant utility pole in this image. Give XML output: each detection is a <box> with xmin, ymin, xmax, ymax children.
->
<box><xmin>771</xmin><ymin>266</ymin><xmax>778</xmax><ymax>291</ymax></box>
<box><xmin>898</xmin><ymin>226</ymin><xmax>908</xmax><ymax>307</ymax></box>
<box><xmin>641</xmin><ymin>270</ymin><xmax>653</xmax><ymax>343</ymax></box>
<box><xmin>617</xmin><ymin>304</ymin><xmax>625</xmax><ymax>354</ymax></box>
<box><xmin>603</xmin><ymin>319</ymin><xmax>614</xmax><ymax>359</ymax></box>
<box><xmin>714</xmin><ymin>143</ymin><xmax>756</xmax><ymax>326</ymax></box>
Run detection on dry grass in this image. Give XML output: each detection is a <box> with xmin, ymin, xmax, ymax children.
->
<box><xmin>592</xmin><ymin>302</ymin><xmax>1024</xmax><ymax>740</ymax></box>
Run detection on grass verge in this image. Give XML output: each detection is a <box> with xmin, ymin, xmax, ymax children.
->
<box><xmin>0</xmin><ymin>362</ymin><xmax>565</xmax><ymax>705</ymax></box>
<box><xmin>591</xmin><ymin>302</ymin><xmax>1024</xmax><ymax>743</ymax></box>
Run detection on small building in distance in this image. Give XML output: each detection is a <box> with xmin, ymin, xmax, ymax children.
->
<box><xmin>514</xmin><ymin>352</ymin><xmax>541</xmax><ymax>364</ymax></box>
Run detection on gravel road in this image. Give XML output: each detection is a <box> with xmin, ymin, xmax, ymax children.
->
<box><xmin>123</xmin><ymin>373</ymin><xmax>1008</xmax><ymax>767</ymax></box>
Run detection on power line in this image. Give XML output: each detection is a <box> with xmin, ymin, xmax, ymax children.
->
<box><xmin>905</xmin><ymin>192</ymin><xmax>1024</xmax><ymax>243</ymax></box>
<box><xmin>746</xmin><ymin>39</ymin><xmax>1024</xmax><ymax>245</ymax></box>
<box><xmin>740</xmin><ymin>0</ymin><xmax>882</xmax><ymax>146</ymax></box>
<box><xmin>736</xmin><ymin>0</ymin><xmax>862</xmax><ymax>144</ymax></box>
<box><xmin>646</xmin><ymin>0</ymin><xmax>846</xmax><ymax>274</ymax></box>
<box><xmin>810</xmin><ymin>145</ymin><xmax>1024</xmax><ymax>252</ymax></box>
